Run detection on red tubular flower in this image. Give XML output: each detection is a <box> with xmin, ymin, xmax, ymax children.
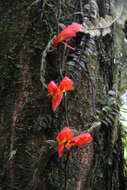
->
<box><xmin>56</xmin><ymin>127</ymin><xmax>73</xmax><ymax>158</ymax></box>
<box><xmin>59</xmin><ymin>76</ymin><xmax>74</xmax><ymax>92</ymax></box>
<box><xmin>56</xmin><ymin>127</ymin><xmax>73</xmax><ymax>143</ymax></box>
<box><xmin>56</xmin><ymin>127</ymin><xmax>93</xmax><ymax>158</ymax></box>
<box><xmin>48</xmin><ymin>81</ymin><xmax>62</xmax><ymax>112</ymax></box>
<box><xmin>58</xmin><ymin>144</ymin><xmax>64</xmax><ymax>158</ymax></box>
<box><xmin>54</xmin><ymin>23</ymin><xmax>84</xmax><ymax>49</ymax></box>
<box><xmin>72</xmin><ymin>133</ymin><xmax>93</xmax><ymax>148</ymax></box>
<box><xmin>48</xmin><ymin>81</ymin><xmax>58</xmax><ymax>96</ymax></box>
<box><xmin>48</xmin><ymin>77</ymin><xmax>74</xmax><ymax>112</ymax></box>
<box><xmin>52</xmin><ymin>93</ymin><xmax>63</xmax><ymax>112</ymax></box>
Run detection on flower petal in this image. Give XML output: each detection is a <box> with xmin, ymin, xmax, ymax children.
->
<box><xmin>58</xmin><ymin>144</ymin><xmax>64</xmax><ymax>158</ymax></box>
<box><xmin>62</xmin><ymin>42</ymin><xmax>75</xmax><ymax>51</ymax></box>
<box><xmin>56</xmin><ymin>127</ymin><xmax>73</xmax><ymax>143</ymax></box>
<box><xmin>59</xmin><ymin>76</ymin><xmax>74</xmax><ymax>92</ymax></box>
<box><xmin>54</xmin><ymin>31</ymin><xmax>75</xmax><ymax>48</ymax></box>
<box><xmin>66</xmin><ymin>23</ymin><xmax>84</xmax><ymax>33</ymax></box>
<box><xmin>65</xmin><ymin>142</ymin><xmax>72</xmax><ymax>150</ymax></box>
<box><xmin>52</xmin><ymin>93</ymin><xmax>63</xmax><ymax>112</ymax></box>
<box><xmin>54</xmin><ymin>23</ymin><xmax>83</xmax><ymax>48</ymax></box>
<box><xmin>72</xmin><ymin>133</ymin><xmax>93</xmax><ymax>148</ymax></box>
<box><xmin>48</xmin><ymin>81</ymin><xmax>58</xmax><ymax>96</ymax></box>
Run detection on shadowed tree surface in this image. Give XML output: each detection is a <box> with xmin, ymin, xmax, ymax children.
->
<box><xmin>0</xmin><ymin>0</ymin><xmax>126</xmax><ymax>190</ymax></box>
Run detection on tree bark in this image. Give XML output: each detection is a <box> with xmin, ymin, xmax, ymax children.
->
<box><xmin>0</xmin><ymin>0</ymin><xmax>126</xmax><ymax>190</ymax></box>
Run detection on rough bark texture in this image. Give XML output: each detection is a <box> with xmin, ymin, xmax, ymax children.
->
<box><xmin>0</xmin><ymin>0</ymin><xmax>126</xmax><ymax>190</ymax></box>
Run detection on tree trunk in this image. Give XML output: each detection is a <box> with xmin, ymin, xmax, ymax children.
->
<box><xmin>0</xmin><ymin>0</ymin><xmax>126</xmax><ymax>190</ymax></box>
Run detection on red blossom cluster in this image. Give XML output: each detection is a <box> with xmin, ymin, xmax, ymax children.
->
<box><xmin>48</xmin><ymin>23</ymin><xmax>84</xmax><ymax>111</ymax></box>
<box><xmin>46</xmin><ymin>22</ymin><xmax>93</xmax><ymax>158</ymax></box>
<box><xmin>56</xmin><ymin>127</ymin><xmax>93</xmax><ymax>158</ymax></box>
<box><xmin>54</xmin><ymin>23</ymin><xmax>84</xmax><ymax>50</ymax></box>
<box><xmin>48</xmin><ymin>76</ymin><xmax>74</xmax><ymax>112</ymax></box>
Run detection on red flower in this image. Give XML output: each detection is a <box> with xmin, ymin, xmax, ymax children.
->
<box><xmin>59</xmin><ymin>76</ymin><xmax>74</xmax><ymax>92</ymax></box>
<box><xmin>56</xmin><ymin>127</ymin><xmax>93</xmax><ymax>158</ymax></box>
<box><xmin>52</xmin><ymin>93</ymin><xmax>63</xmax><ymax>113</ymax></box>
<box><xmin>54</xmin><ymin>23</ymin><xmax>84</xmax><ymax>50</ymax></box>
<box><xmin>56</xmin><ymin>127</ymin><xmax>73</xmax><ymax>158</ymax></box>
<box><xmin>48</xmin><ymin>81</ymin><xmax>58</xmax><ymax>96</ymax></box>
<box><xmin>71</xmin><ymin>133</ymin><xmax>93</xmax><ymax>148</ymax></box>
<box><xmin>48</xmin><ymin>77</ymin><xmax>74</xmax><ymax>112</ymax></box>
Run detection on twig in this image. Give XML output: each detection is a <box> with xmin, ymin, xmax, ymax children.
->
<box><xmin>64</xmin><ymin>152</ymin><xmax>70</xmax><ymax>190</ymax></box>
<box><xmin>80</xmin><ymin>0</ymin><xmax>84</xmax><ymax>18</ymax></box>
<box><xmin>64</xmin><ymin>93</ymin><xmax>69</xmax><ymax>127</ymax></box>
<box><xmin>40</xmin><ymin>36</ymin><xmax>55</xmax><ymax>88</ymax></box>
<box><xmin>64</xmin><ymin>12</ymin><xmax>84</xmax><ymax>19</ymax></box>
<box><xmin>86</xmin><ymin>122</ymin><xmax>101</xmax><ymax>134</ymax></box>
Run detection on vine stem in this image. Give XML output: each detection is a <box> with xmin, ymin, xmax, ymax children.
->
<box><xmin>65</xmin><ymin>93</ymin><xmax>70</xmax><ymax>127</ymax></box>
<box><xmin>64</xmin><ymin>152</ymin><xmax>70</xmax><ymax>190</ymax></box>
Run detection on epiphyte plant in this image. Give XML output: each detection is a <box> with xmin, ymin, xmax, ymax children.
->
<box><xmin>56</xmin><ymin>127</ymin><xmax>93</xmax><ymax>158</ymax></box>
<box><xmin>54</xmin><ymin>23</ymin><xmax>84</xmax><ymax>50</ymax></box>
<box><xmin>48</xmin><ymin>76</ymin><xmax>74</xmax><ymax>112</ymax></box>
